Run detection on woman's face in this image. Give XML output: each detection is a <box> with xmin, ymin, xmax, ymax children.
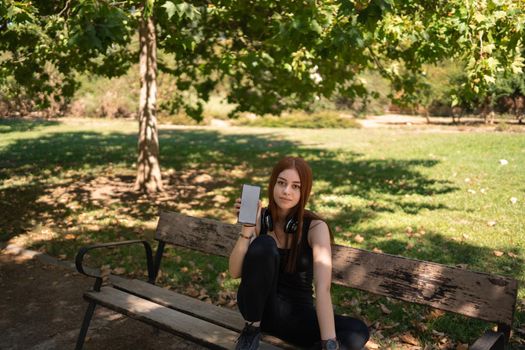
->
<box><xmin>273</xmin><ymin>168</ymin><xmax>301</xmax><ymax>212</ymax></box>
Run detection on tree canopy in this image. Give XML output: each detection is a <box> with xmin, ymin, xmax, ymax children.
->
<box><xmin>1</xmin><ymin>0</ymin><xmax>524</xmax><ymax>191</ymax></box>
<box><xmin>2</xmin><ymin>0</ymin><xmax>524</xmax><ymax>115</ymax></box>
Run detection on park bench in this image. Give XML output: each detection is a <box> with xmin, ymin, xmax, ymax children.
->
<box><xmin>75</xmin><ymin>210</ymin><xmax>518</xmax><ymax>350</ymax></box>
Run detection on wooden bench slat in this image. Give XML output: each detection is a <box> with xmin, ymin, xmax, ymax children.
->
<box><xmin>156</xmin><ymin>210</ymin><xmax>239</xmax><ymax>257</ymax></box>
<box><xmin>85</xmin><ymin>287</ymin><xmax>280</xmax><ymax>350</ymax></box>
<box><xmin>110</xmin><ymin>275</ymin><xmax>245</xmax><ymax>330</ymax></box>
<box><xmin>332</xmin><ymin>246</ymin><xmax>518</xmax><ymax>325</ymax></box>
<box><xmin>109</xmin><ymin>275</ymin><xmax>299</xmax><ymax>349</ymax></box>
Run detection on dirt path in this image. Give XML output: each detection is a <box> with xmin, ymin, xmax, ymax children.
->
<box><xmin>0</xmin><ymin>247</ymin><xmax>204</xmax><ymax>350</ymax></box>
<box><xmin>357</xmin><ymin>114</ymin><xmax>521</xmax><ymax>132</ymax></box>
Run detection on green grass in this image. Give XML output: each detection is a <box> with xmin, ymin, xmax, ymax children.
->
<box><xmin>0</xmin><ymin>118</ymin><xmax>524</xmax><ymax>348</ymax></box>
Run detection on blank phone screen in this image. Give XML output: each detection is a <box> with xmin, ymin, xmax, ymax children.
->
<box><xmin>238</xmin><ymin>184</ymin><xmax>260</xmax><ymax>225</ymax></box>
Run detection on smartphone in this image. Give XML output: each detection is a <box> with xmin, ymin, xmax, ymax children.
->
<box><xmin>238</xmin><ymin>184</ymin><xmax>261</xmax><ymax>226</ymax></box>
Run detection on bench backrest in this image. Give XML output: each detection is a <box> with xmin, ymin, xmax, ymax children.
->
<box><xmin>155</xmin><ymin>210</ymin><xmax>518</xmax><ymax>327</ymax></box>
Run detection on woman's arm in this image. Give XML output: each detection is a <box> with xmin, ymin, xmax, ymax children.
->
<box><xmin>310</xmin><ymin>220</ymin><xmax>337</xmax><ymax>342</ymax></box>
<box><xmin>228</xmin><ymin>199</ymin><xmax>261</xmax><ymax>278</ymax></box>
<box><xmin>228</xmin><ymin>225</ymin><xmax>256</xmax><ymax>278</ymax></box>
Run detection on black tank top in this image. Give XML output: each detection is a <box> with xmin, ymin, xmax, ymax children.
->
<box><xmin>262</xmin><ymin>217</ymin><xmax>314</xmax><ymax>306</ymax></box>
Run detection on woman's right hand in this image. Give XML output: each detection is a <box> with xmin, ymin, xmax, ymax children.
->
<box><xmin>235</xmin><ymin>197</ymin><xmax>262</xmax><ymax>237</ymax></box>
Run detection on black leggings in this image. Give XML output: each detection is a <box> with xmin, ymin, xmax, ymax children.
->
<box><xmin>237</xmin><ymin>235</ymin><xmax>370</xmax><ymax>350</ymax></box>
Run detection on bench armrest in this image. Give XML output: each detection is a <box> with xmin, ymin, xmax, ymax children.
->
<box><xmin>75</xmin><ymin>240</ymin><xmax>154</xmax><ymax>291</ymax></box>
<box><xmin>470</xmin><ymin>330</ymin><xmax>504</xmax><ymax>350</ymax></box>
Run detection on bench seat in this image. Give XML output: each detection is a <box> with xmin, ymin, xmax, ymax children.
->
<box><xmin>84</xmin><ymin>274</ymin><xmax>295</xmax><ymax>349</ymax></box>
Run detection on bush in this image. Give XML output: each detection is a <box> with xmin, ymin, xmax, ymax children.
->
<box><xmin>0</xmin><ymin>62</ymin><xmax>70</xmax><ymax>118</ymax></box>
<box><xmin>233</xmin><ymin>110</ymin><xmax>361</xmax><ymax>129</ymax></box>
<box><xmin>70</xmin><ymin>69</ymin><xmax>139</xmax><ymax>119</ymax></box>
<box><xmin>157</xmin><ymin>112</ymin><xmax>202</xmax><ymax>125</ymax></box>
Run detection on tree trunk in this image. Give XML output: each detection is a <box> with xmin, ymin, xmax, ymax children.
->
<box><xmin>134</xmin><ymin>15</ymin><xmax>162</xmax><ymax>193</ymax></box>
<box><xmin>422</xmin><ymin>105</ymin><xmax>430</xmax><ymax>124</ymax></box>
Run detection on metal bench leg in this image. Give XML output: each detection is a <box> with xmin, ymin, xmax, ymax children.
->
<box><xmin>75</xmin><ymin>301</ymin><xmax>97</xmax><ymax>350</ymax></box>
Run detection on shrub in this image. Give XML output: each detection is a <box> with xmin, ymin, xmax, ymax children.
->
<box><xmin>157</xmin><ymin>112</ymin><xmax>202</xmax><ymax>125</ymax></box>
<box><xmin>233</xmin><ymin>110</ymin><xmax>361</xmax><ymax>129</ymax></box>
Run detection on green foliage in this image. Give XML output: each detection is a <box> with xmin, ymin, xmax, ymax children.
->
<box><xmin>1</xmin><ymin>0</ymin><xmax>524</xmax><ymax>118</ymax></box>
<box><xmin>368</xmin><ymin>0</ymin><xmax>525</xmax><ymax>111</ymax></box>
<box><xmin>234</xmin><ymin>110</ymin><xmax>361</xmax><ymax>129</ymax></box>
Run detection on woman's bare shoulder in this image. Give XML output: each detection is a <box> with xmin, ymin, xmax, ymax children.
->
<box><xmin>309</xmin><ymin>219</ymin><xmax>327</xmax><ymax>230</ymax></box>
<box><xmin>308</xmin><ymin>220</ymin><xmax>329</xmax><ymax>246</ymax></box>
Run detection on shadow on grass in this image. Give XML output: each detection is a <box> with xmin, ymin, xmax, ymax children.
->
<box><xmin>0</xmin><ymin>118</ymin><xmax>60</xmax><ymax>134</ymax></box>
<box><xmin>1</xmin><ymin>127</ymin><xmax>458</xmax><ymax>242</ymax></box>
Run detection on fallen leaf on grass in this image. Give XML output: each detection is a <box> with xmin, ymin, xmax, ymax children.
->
<box><xmin>432</xmin><ymin>330</ymin><xmax>445</xmax><ymax>337</ymax></box>
<box><xmin>366</xmin><ymin>340</ymin><xmax>380</xmax><ymax>349</ymax></box>
<box><xmin>191</xmin><ymin>272</ymin><xmax>203</xmax><ymax>282</ymax></box>
<box><xmin>415</xmin><ymin>322</ymin><xmax>428</xmax><ymax>332</ymax></box>
<box><xmin>372</xmin><ymin>247</ymin><xmax>383</xmax><ymax>253</ymax></box>
<box><xmin>354</xmin><ymin>234</ymin><xmax>365</xmax><ymax>243</ymax></box>
<box><xmin>406</xmin><ymin>242</ymin><xmax>415</xmax><ymax>250</ymax></box>
<box><xmin>216</xmin><ymin>271</ymin><xmax>227</xmax><ymax>286</ymax></box>
<box><xmin>439</xmin><ymin>336</ymin><xmax>451</xmax><ymax>345</ymax></box>
<box><xmin>194</xmin><ymin>174</ymin><xmax>213</xmax><ymax>183</ymax></box>
<box><xmin>427</xmin><ymin>309</ymin><xmax>445</xmax><ymax>320</ymax></box>
<box><xmin>399</xmin><ymin>333</ymin><xmax>420</xmax><ymax>346</ymax></box>
<box><xmin>64</xmin><ymin>234</ymin><xmax>76</xmax><ymax>240</ymax></box>
<box><xmin>198</xmin><ymin>288</ymin><xmax>209</xmax><ymax>300</ymax></box>
<box><xmin>487</xmin><ymin>220</ymin><xmax>497</xmax><ymax>227</ymax></box>
<box><xmin>113</xmin><ymin>267</ymin><xmax>126</xmax><ymax>275</ymax></box>
<box><xmin>185</xmin><ymin>285</ymin><xmax>200</xmax><ymax>298</ymax></box>
<box><xmin>508</xmin><ymin>252</ymin><xmax>518</xmax><ymax>258</ymax></box>
<box><xmin>493</xmin><ymin>250</ymin><xmax>504</xmax><ymax>257</ymax></box>
<box><xmin>380</xmin><ymin>303</ymin><xmax>391</xmax><ymax>314</ymax></box>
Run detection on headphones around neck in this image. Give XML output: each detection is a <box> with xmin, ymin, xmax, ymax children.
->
<box><xmin>261</xmin><ymin>208</ymin><xmax>298</xmax><ymax>234</ymax></box>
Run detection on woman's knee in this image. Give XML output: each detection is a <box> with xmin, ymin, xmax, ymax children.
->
<box><xmin>336</xmin><ymin>317</ymin><xmax>370</xmax><ymax>350</ymax></box>
<box><xmin>246</xmin><ymin>235</ymin><xmax>279</xmax><ymax>262</ymax></box>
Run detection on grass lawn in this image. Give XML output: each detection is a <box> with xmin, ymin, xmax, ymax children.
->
<box><xmin>1</xmin><ymin>117</ymin><xmax>524</xmax><ymax>348</ymax></box>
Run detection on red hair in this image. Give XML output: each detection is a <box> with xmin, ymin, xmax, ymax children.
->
<box><xmin>267</xmin><ymin>156</ymin><xmax>331</xmax><ymax>272</ymax></box>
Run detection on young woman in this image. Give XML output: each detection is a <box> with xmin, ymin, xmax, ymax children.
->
<box><xmin>229</xmin><ymin>157</ymin><xmax>369</xmax><ymax>350</ymax></box>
